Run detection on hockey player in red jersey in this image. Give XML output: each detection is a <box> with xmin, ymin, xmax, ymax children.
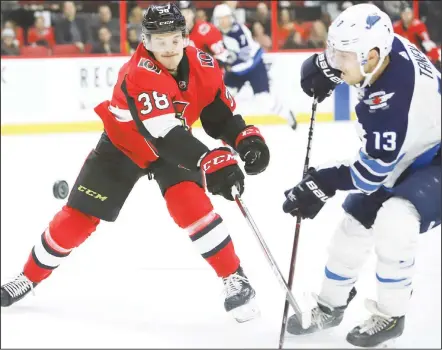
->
<box><xmin>393</xmin><ymin>3</ymin><xmax>440</xmax><ymax>67</ymax></box>
<box><xmin>0</xmin><ymin>3</ymin><xmax>270</xmax><ymax>323</ymax></box>
<box><xmin>178</xmin><ymin>1</ymin><xmax>233</xmax><ymax>67</ymax></box>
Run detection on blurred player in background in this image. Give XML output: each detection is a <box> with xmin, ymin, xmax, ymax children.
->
<box><xmin>212</xmin><ymin>3</ymin><xmax>298</xmax><ymax>130</ymax></box>
<box><xmin>282</xmin><ymin>3</ymin><xmax>440</xmax><ymax>347</ymax></box>
<box><xmin>1</xmin><ymin>3</ymin><xmax>271</xmax><ymax>324</ymax></box>
<box><xmin>393</xmin><ymin>2</ymin><xmax>441</xmax><ymax>69</ymax></box>
<box><xmin>178</xmin><ymin>1</ymin><xmax>234</xmax><ymax>68</ymax></box>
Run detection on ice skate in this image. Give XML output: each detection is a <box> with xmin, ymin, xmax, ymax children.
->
<box><xmin>223</xmin><ymin>266</ymin><xmax>260</xmax><ymax>323</ymax></box>
<box><xmin>1</xmin><ymin>272</ymin><xmax>37</xmax><ymax>307</ymax></box>
<box><xmin>287</xmin><ymin>287</ymin><xmax>357</xmax><ymax>335</ymax></box>
<box><xmin>346</xmin><ymin>299</ymin><xmax>405</xmax><ymax>348</ymax></box>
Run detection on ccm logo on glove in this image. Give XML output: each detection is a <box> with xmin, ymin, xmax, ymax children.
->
<box><xmin>201</xmin><ymin>149</ymin><xmax>237</xmax><ymax>173</ymax></box>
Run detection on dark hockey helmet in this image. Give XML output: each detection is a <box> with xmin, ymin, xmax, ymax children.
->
<box><xmin>142</xmin><ymin>3</ymin><xmax>187</xmax><ymax>35</ymax></box>
<box><xmin>141</xmin><ymin>3</ymin><xmax>189</xmax><ymax>52</ymax></box>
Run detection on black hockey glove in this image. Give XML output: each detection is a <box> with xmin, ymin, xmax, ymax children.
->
<box><xmin>282</xmin><ymin>168</ymin><xmax>336</xmax><ymax>219</ymax></box>
<box><xmin>200</xmin><ymin>147</ymin><xmax>245</xmax><ymax>201</ymax></box>
<box><xmin>301</xmin><ymin>53</ymin><xmax>343</xmax><ymax>103</ymax></box>
<box><xmin>235</xmin><ymin>126</ymin><xmax>270</xmax><ymax>175</ymax></box>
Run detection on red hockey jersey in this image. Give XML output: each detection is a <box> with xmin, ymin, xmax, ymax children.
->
<box><xmin>393</xmin><ymin>19</ymin><xmax>440</xmax><ymax>63</ymax></box>
<box><xmin>94</xmin><ymin>43</ymin><xmax>236</xmax><ymax>169</ymax></box>
<box><xmin>188</xmin><ymin>20</ymin><xmax>226</xmax><ymax>58</ymax></box>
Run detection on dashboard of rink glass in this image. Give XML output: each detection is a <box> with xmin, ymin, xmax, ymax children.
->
<box><xmin>0</xmin><ymin>52</ymin><xmax>357</xmax><ymax>135</ymax></box>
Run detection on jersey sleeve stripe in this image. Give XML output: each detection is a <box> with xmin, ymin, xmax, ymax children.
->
<box><xmin>352</xmin><ymin>161</ymin><xmax>388</xmax><ymax>184</ymax></box>
<box><xmin>358</xmin><ymin>149</ymin><xmax>405</xmax><ymax>175</ymax></box>
<box><xmin>142</xmin><ymin>113</ymin><xmax>182</xmax><ymax>138</ymax></box>
<box><xmin>349</xmin><ymin>166</ymin><xmax>382</xmax><ymax>194</ymax></box>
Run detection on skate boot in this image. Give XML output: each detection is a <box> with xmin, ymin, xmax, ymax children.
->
<box><xmin>222</xmin><ymin>266</ymin><xmax>260</xmax><ymax>323</ymax></box>
<box><xmin>346</xmin><ymin>299</ymin><xmax>405</xmax><ymax>348</ymax></box>
<box><xmin>287</xmin><ymin>287</ymin><xmax>357</xmax><ymax>335</ymax></box>
<box><xmin>1</xmin><ymin>272</ymin><xmax>37</xmax><ymax>307</ymax></box>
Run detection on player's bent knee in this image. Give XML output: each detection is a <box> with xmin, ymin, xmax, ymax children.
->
<box><xmin>49</xmin><ymin>205</ymin><xmax>100</xmax><ymax>250</ymax></box>
<box><xmin>164</xmin><ymin>181</ymin><xmax>213</xmax><ymax>228</ymax></box>
<box><xmin>328</xmin><ymin>213</ymin><xmax>373</xmax><ymax>268</ymax></box>
<box><xmin>374</xmin><ymin>198</ymin><xmax>420</xmax><ymax>261</ymax></box>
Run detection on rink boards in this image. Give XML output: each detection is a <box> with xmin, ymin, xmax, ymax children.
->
<box><xmin>1</xmin><ymin>52</ymin><xmax>356</xmax><ymax>135</ymax></box>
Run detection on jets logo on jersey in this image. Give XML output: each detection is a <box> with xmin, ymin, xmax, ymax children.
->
<box><xmin>173</xmin><ymin>101</ymin><xmax>190</xmax><ymax>130</ymax></box>
<box><xmin>138</xmin><ymin>58</ymin><xmax>162</xmax><ymax>75</ymax></box>
<box><xmin>363</xmin><ymin>91</ymin><xmax>395</xmax><ymax>111</ymax></box>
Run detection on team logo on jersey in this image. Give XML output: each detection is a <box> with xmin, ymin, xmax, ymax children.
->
<box><xmin>363</xmin><ymin>91</ymin><xmax>395</xmax><ymax>111</ymax></box>
<box><xmin>138</xmin><ymin>58</ymin><xmax>162</xmax><ymax>75</ymax></box>
<box><xmin>196</xmin><ymin>49</ymin><xmax>215</xmax><ymax>68</ymax></box>
<box><xmin>198</xmin><ymin>23</ymin><xmax>211</xmax><ymax>36</ymax></box>
<box><xmin>173</xmin><ymin>101</ymin><xmax>190</xmax><ymax>130</ymax></box>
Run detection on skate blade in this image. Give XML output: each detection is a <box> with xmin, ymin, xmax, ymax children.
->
<box><xmin>374</xmin><ymin>338</ymin><xmax>397</xmax><ymax>349</ymax></box>
<box><xmin>349</xmin><ymin>338</ymin><xmax>397</xmax><ymax>349</ymax></box>
<box><xmin>230</xmin><ymin>298</ymin><xmax>261</xmax><ymax>323</ymax></box>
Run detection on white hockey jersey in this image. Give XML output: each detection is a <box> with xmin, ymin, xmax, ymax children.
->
<box><xmin>317</xmin><ymin>34</ymin><xmax>441</xmax><ymax>194</ymax></box>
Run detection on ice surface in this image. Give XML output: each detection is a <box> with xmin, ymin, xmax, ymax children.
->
<box><xmin>1</xmin><ymin>123</ymin><xmax>440</xmax><ymax>348</ymax></box>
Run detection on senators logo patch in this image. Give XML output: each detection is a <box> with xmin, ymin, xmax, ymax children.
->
<box><xmin>173</xmin><ymin>101</ymin><xmax>190</xmax><ymax>130</ymax></box>
<box><xmin>197</xmin><ymin>49</ymin><xmax>214</xmax><ymax>68</ymax></box>
<box><xmin>138</xmin><ymin>58</ymin><xmax>162</xmax><ymax>74</ymax></box>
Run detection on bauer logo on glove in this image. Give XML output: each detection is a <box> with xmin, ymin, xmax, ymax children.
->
<box><xmin>283</xmin><ymin>169</ymin><xmax>335</xmax><ymax>219</ymax></box>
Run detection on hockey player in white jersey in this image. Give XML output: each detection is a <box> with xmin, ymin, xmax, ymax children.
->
<box><xmin>282</xmin><ymin>3</ymin><xmax>441</xmax><ymax>348</ymax></box>
<box><xmin>212</xmin><ymin>4</ymin><xmax>298</xmax><ymax>130</ymax></box>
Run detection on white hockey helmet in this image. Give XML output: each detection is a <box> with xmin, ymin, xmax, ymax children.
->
<box><xmin>212</xmin><ymin>3</ymin><xmax>234</xmax><ymax>30</ymax></box>
<box><xmin>326</xmin><ymin>3</ymin><xmax>394</xmax><ymax>87</ymax></box>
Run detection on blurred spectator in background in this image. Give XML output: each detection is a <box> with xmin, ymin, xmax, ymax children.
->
<box><xmin>282</xmin><ymin>28</ymin><xmax>305</xmax><ymax>49</ymax></box>
<box><xmin>419</xmin><ymin>1</ymin><xmax>441</xmax><ymax>46</ymax></box>
<box><xmin>126</xmin><ymin>27</ymin><xmax>139</xmax><ymax>54</ymax></box>
<box><xmin>195</xmin><ymin>8</ymin><xmax>208</xmax><ymax>22</ymax></box>
<box><xmin>306</xmin><ymin>20</ymin><xmax>327</xmax><ymax>48</ymax></box>
<box><xmin>91</xmin><ymin>26</ymin><xmax>119</xmax><ymax>54</ymax></box>
<box><xmin>224</xmin><ymin>1</ymin><xmax>246</xmax><ymax>25</ymax></box>
<box><xmin>27</xmin><ymin>14</ymin><xmax>55</xmax><ymax>48</ymax></box>
<box><xmin>1</xmin><ymin>28</ymin><xmax>20</xmax><ymax>55</ymax></box>
<box><xmin>251</xmin><ymin>2</ymin><xmax>271</xmax><ymax>37</ymax></box>
<box><xmin>55</xmin><ymin>1</ymin><xmax>90</xmax><ymax>52</ymax></box>
<box><xmin>90</xmin><ymin>5</ymin><xmax>120</xmax><ymax>44</ymax></box>
<box><xmin>277</xmin><ymin>8</ymin><xmax>312</xmax><ymax>49</ymax></box>
<box><xmin>381</xmin><ymin>0</ymin><xmax>403</xmax><ymax>22</ymax></box>
<box><xmin>393</xmin><ymin>2</ymin><xmax>440</xmax><ymax>65</ymax></box>
<box><xmin>3</xmin><ymin>19</ymin><xmax>23</xmax><ymax>47</ymax></box>
<box><xmin>276</xmin><ymin>8</ymin><xmax>298</xmax><ymax>49</ymax></box>
<box><xmin>127</xmin><ymin>6</ymin><xmax>143</xmax><ymax>42</ymax></box>
<box><xmin>252</xmin><ymin>21</ymin><xmax>272</xmax><ymax>51</ymax></box>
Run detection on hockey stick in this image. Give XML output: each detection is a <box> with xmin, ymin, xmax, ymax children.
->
<box><xmin>231</xmin><ymin>187</ymin><xmax>304</xmax><ymax>319</ymax></box>
<box><xmin>278</xmin><ymin>98</ymin><xmax>318</xmax><ymax>349</ymax></box>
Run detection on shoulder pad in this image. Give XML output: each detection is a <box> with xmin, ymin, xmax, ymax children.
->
<box><xmin>136</xmin><ymin>57</ymin><xmax>163</xmax><ymax>75</ymax></box>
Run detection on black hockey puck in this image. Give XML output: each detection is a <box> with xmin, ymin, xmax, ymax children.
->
<box><xmin>53</xmin><ymin>180</ymin><xmax>70</xmax><ymax>199</ymax></box>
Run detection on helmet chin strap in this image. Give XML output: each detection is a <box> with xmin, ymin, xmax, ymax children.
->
<box><xmin>357</xmin><ymin>54</ymin><xmax>387</xmax><ymax>88</ymax></box>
